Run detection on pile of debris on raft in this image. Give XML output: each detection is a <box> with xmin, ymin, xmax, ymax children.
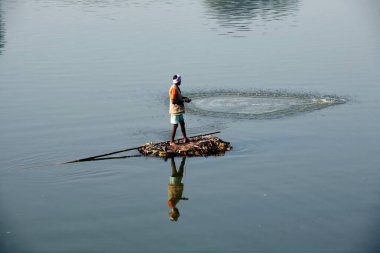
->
<box><xmin>138</xmin><ymin>135</ymin><xmax>232</xmax><ymax>158</ymax></box>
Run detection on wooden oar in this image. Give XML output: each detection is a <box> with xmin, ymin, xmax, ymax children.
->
<box><xmin>63</xmin><ymin>146</ymin><xmax>143</xmax><ymax>164</ymax></box>
<box><xmin>77</xmin><ymin>154</ymin><xmax>143</xmax><ymax>163</ymax></box>
<box><xmin>63</xmin><ymin>131</ymin><xmax>220</xmax><ymax>164</ymax></box>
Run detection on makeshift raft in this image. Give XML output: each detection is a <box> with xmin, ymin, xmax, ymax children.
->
<box><xmin>138</xmin><ymin>134</ymin><xmax>232</xmax><ymax>158</ymax></box>
<box><xmin>63</xmin><ymin>131</ymin><xmax>231</xmax><ymax>163</ymax></box>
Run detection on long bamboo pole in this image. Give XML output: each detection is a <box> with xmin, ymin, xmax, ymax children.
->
<box><xmin>63</xmin><ymin>131</ymin><xmax>220</xmax><ymax>164</ymax></box>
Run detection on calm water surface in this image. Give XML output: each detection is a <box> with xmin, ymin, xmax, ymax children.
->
<box><xmin>1</xmin><ymin>0</ymin><xmax>380</xmax><ymax>252</ymax></box>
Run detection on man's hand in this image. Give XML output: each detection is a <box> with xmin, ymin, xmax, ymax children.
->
<box><xmin>183</xmin><ymin>97</ymin><xmax>191</xmax><ymax>103</ymax></box>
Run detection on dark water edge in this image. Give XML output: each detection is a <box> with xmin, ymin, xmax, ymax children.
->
<box><xmin>0</xmin><ymin>1</ymin><xmax>6</xmax><ymax>54</ymax></box>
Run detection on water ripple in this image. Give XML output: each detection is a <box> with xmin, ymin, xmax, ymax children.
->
<box><xmin>203</xmin><ymin>0</ymin><xmax>300</xmax><ymax>35</ymax></box>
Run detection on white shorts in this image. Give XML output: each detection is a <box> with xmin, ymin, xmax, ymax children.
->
<box><xmin>170</xmin><ymin>114</ymin><xmax>184</xmax><ymax>124</ymax></box>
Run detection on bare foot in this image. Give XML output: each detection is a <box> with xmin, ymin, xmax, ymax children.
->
<box><xmin>170</xmin><ymin>141</ymin><xmax>177</xmax><ymax>146</ymax></box>
<box><xmin>183</xmin><ymin>138</ymin><xmax>190</xmax><ymax>144</ymax></box>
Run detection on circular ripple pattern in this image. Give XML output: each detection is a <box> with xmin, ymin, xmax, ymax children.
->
<box><xmin>186</xmin><ymin>91</ymin><xmax>346</xmax><ymax>119</ymax></box>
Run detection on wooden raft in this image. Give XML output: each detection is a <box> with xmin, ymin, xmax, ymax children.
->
<box><xmin>138</xmin><ymin>135</ymin><xmax>232</xmax><ymax>158</ymax></box>
<box><xmin>63</xmin><ymin>131</ymin><xmax>231</xmax><ymax>164</ymax></box>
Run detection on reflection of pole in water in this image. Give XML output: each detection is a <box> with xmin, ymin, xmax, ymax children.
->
<box><xmin>0</xmin><ymin>2</ymin><xmax>5</xmax><ymax>54</ymax></box>
<box><xmin>167</xmin><ymin>157</ymin><xmax>188</xmax><ymax>222</ymax></box>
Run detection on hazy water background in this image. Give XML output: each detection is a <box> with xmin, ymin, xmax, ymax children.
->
<box><xmin>0</xmin><ymin>0</ymin><xmax>380</xmax><ymax>252</ymax></box>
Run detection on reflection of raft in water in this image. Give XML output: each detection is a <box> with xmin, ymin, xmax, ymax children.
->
<box><xmin>138</xmin><ymin>134</ymin><xmax>232</xmax><ymax>158</ymax></box>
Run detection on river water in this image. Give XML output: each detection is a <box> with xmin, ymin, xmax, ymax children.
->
<box><xmin>0</xmin><ymin>0</ymin><xmax>379</xmax><ymax>252</ymax></box>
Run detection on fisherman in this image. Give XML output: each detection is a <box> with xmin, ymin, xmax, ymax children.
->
<box><xmin>169</xmin><ymin>74</ymin><xmax>191</xmax><ymax>146</ymax></box>
<box><xmin>167</xmin><ymin>157</ymin><xmax>188</xmax><ymax>221</ymax></box>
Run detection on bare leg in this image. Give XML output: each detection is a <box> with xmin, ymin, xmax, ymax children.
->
<box><xmin>178</xmin><ymin>157</ymin><xmax>186</xmax><ymax>176</ymax></box>
<box><xmin>171</xmin><ymin>124</ymin><xmax>178</xmax><ymax>144</ymax></box>
<box><xmin>171</xmin><ymin>157</ymin><xmax>178</xmax><ymax>176</ymax></box>
<box><xmin>179</xmin><ymin>120</ymin><xmax>189</xmax><ymax>142</ymax></box>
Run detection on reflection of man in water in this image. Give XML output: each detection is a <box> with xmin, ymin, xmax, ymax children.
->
<box><xmin>168</xmin><ymin>157</ymin><xmax>188</xmax><ymax>221</ymax></box>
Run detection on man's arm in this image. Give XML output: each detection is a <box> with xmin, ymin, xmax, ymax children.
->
<box><xmin>170</xmin><ymin>87</ymin><xmax>183</xmax><ymax>105</ymax></box>
<box><xmin>170</xmin><ymin>88</ymin><xmax>190</xmax><ymax>104</ymax></box>
<box><xmin>171</xmin><ymin>98</ymin><xmax>184</xmax><ymax>105</ymax></box>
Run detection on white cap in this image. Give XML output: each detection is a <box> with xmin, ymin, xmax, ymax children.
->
<box><xmin>173</xmin><ymin>74</ymin><xmax>181</xmax><ymax>84</ymax></box>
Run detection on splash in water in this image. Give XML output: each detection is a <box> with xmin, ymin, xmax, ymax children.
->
<box><xmin>186</xmin><ymin>90</ymin><xmax>346</xmax><ymax>119</ymax></box>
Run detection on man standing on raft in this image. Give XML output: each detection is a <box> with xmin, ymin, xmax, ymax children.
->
<box><xmin>169</xmin><ymin>74</ymin><xmax>191</xmax><ymax>146</ymax></box>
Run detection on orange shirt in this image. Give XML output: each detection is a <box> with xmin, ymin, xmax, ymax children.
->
<box><xmin>169</xmin><ymin>84</ymin><xmax>184</xmax><ymax>115</ymax></box>
<box><xmin>169</xmin><ymin>85</ymin><xmax>179</xmax><ymax>100</ymax></box>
